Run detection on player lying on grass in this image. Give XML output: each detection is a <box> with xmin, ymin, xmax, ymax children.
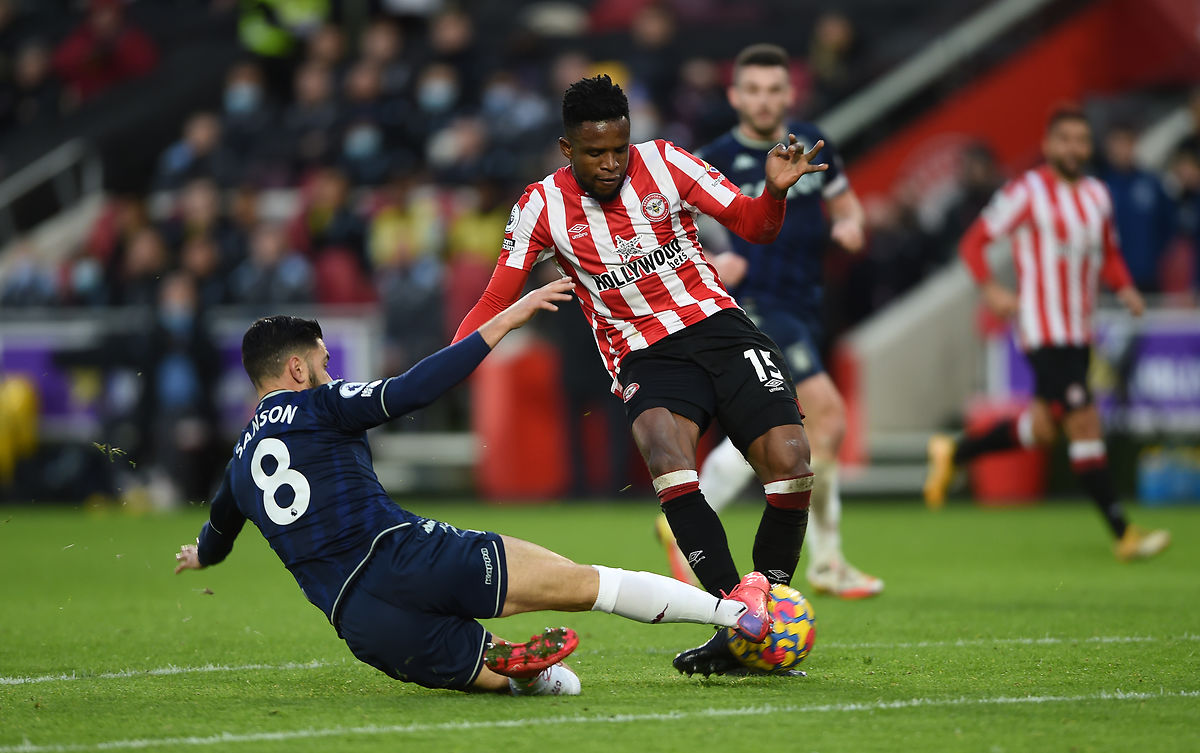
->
<box><xmin>173</xmin><ymin>278</ymin><xmax>773</xmax><ymax>696</ymax></box>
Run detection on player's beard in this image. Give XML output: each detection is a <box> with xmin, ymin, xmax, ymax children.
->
<box><xmin>1049</xmin><ymin>154</ymin><xmax>1084</xmax><ymax>181</ymax></box>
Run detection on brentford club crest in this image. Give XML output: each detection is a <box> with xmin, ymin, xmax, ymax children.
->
<box><xmin>622</xmin><ymin>382</ymin><xmax>640</xmax><ymax>402</ymax></box>
<box><xmin>641</xmin><ymin>192</ymin><xmax>668</xmax><ymax>222</ymax></box>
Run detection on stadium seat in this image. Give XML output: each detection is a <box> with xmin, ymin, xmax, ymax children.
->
<box><xmin>313</xmin><ymin>248</ymin><xmax>377</xmax><ymax>305</ymax></box>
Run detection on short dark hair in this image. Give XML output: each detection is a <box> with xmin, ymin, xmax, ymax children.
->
<box><xmin>562</xmin><ymin>74</ymin><xmax>629</xmax><ymax>133</ymax></box>
<box><xmin>241</xmin><ymin>315</ymin><xmax>324</xmax><ymax>387</ymax></box>
<box><xmin>1046</xmin><ymin>104</ymin><xmax>1089</xmax><ymax>133</ymax></box>
<box><xmin>734</xmin><ymin>43</ymin><xmax>790</xmax><ymax>73</ymax></box>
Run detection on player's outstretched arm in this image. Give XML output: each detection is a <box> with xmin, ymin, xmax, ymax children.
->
<box><xmin>477</xmin><ymin>277</ymin><xmax>575</xmax><ymax>348</ymax></box>
<box><xmin>373</xmin><ymin>277</ymin><xmax>576</xmax><ymax>420</ymax></box>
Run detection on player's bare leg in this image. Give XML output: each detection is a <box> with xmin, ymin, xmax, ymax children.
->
<box><xmin>794</xmin><ymin>373</ymin><xmax>882</xmax><ymax>598</ymax></box>
<box><xmin>632</xmin><ymin>408</ymin><xmax>743</xmax><ymax>596</ymax></box>
<box><xmin>1061</xmin><ymin>405</ymin><xmax>1169</xmax><ymax>560</ymax></box>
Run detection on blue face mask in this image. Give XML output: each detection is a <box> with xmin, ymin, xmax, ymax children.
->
<box><xmin>71</xmin><ymin>258</ymin><xmax>101</xmax><ymax>293</ymax></box>
<box><xmin>159</xmin><ymin>305</ymin><xmax>194</xmax><ymax>335</ymax></box>
<box><xmin>225</xmin><ymin>82</ymin><xmax>262</xmax><ymax>115</ymax></box>
<box><xmin>482</xmin><ymin>84</ymin><xmax>516</xmax><ymax>115</ymax></box>
<box><xmin>344</xmin><ymin>124</ymin><xmax>382</xmax><ymax>159</ymax></box>
<box><xmin>418</xmin><ymin>80</ymin><xmax>457</xmax><ymax>112</ymax></box>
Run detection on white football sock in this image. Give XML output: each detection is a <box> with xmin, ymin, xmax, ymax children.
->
<box><xmin>808</xmin><ymin>457</ymin><xmax>842</xmax><ymax>565</ymax></box>
<box><xmin>591</xmin><ymin>565</ymin><xmax>746</xmax><ymax>627</ymax></box>
<box><xmin>508</xmin><ymin>663</ymin><xmax>581</xmax><ymax>696</ymax></box>
<box><xmin>698</xmin><ymin>437</ymin><xmax>755</xmax><ymax>514</ymax></box>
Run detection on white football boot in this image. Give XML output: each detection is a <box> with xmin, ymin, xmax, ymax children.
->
<box><xmin>508</xmin><ymin>663</ymin><xmax>581</xmax><ymax>696</ymax></box>
<box><xmin>806</xmin><ymin>557</ymin><xmax>884</xmax><ymax>599</ymax></box>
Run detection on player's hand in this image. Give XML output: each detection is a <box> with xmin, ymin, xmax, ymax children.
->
<box><xmin>764</xmin><ymin>135</ymin><xmax>828</xmax><ymax>200</ymax></box>
<box><xmin>1117</xmin><ymin>286</ymin><xmax>1145</xmax><ymax>318</ymax></box>
<box><xmin>981</xmin><ymin>280</ymin><xmax>1019</xmax><ymax>319</ymax></box>
<box><xmin>174</xmin><ymin>543</ymin><xmax>202</xmax><ymax>574</ymax></box>
<box><xmin>831</xmin><ymin>219</ymin><xmax>865</xmax><ymax>253</ymax></box>
<box><xmin>480</xmin><ymin>277</ymin><xmax>575</xmax><ymax>347</ymax></box>
<box><xmin>711</xmin><ymin>252</ymin><xmax>748</xmax><ymax>287</ymax></box>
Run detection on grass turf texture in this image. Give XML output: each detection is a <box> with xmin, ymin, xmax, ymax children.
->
<box><xmin>1</xmin><ymin>500</ymin><xmax>1197</xmax><ymax>753</ymax></box>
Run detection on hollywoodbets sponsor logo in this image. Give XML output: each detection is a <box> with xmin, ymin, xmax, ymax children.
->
<box><xmin>595</xmin><ymin>238</ymin><xmax>688</xmax><ymax>292</ymax></box>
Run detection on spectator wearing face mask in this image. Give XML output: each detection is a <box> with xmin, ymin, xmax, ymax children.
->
<box><xmin>133</xmin><ymin>272</ymin><xmax>222</xmax><ymax>505</ymax></box>
<box><xmin>229</xmin><ymin>222</ymin><xmax>314</xmax><ymax>309</ymax></box>
<box><xmin>155</xmin><ymin>112</ymin><xmax>239</xmax><ymax>191</ymax></box>
<box><xmin>219</xmin><ymin>61</ymin><xmax>279</xmax><ymax>184</ymax></box>
<box><xmin>337</xmin><ymin>60</ymin><xmax>413</xmax><ymax>186</ymax></box>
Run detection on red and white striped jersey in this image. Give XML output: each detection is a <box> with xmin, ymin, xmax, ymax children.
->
<box><xmin>960</xmin><ymin>165</ymin><xmax>1133</xmax><ymax>350</ymax></box>
<box><xmin>500</xmin><ymin>139</ymin><xmax>746</xmax><ymax>383</ymax></box>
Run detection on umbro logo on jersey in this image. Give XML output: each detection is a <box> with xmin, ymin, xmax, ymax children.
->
<box><xmin>733</xmin><ymin>154</ymin><xmax>758</xmax><ymax>171</ymax></box>
<box><xmin>764</xmin><ymin>378</ymin><xmax>784</xmax><ymax>391</ymax></box>
<box><xmin>687</xmin><ymin>550</ymin><xmax>706</xmax><ymax>567</ymax></box>
<box><xmin>568</xmin><ymin>223</ymin><xmax>590</xmax><ymax>240</ymax></box>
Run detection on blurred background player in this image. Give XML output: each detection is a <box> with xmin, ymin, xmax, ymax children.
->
<box><xmin>924</xmin><ymin>106</ymin><xmax>1170</xmax><ymax>562</ymax></box>
<box><xmin>657</xmin><ymin>44</ymin><xmax>882</xmax><ymax>599</ymax></box>
<box><xmin>175</xmin><ymin>279</ymin><xmax>774</xmax><ymax>697</ymax></box>
<box><xmin>453</xmin><ymin>75</ymin><xmax>827</xmax><ymax>676</ymax></box>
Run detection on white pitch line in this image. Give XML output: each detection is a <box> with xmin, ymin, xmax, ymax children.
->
<box><xmin>828</xmin><ymin>633</ymin><xmax>1200</xmax><ymax>651</ymax></box>
<box><xmin>1</xmin><ymin>689</ymin><xmax>1197</xmax><ymax>752</ymax></box>
<box><xmin>589</xmin><ymin>632</ymin><xmax>1200</xmax><ymax>657</ymax></box>
<box><xmin>4</xmin><ymin>633</ymin><xmax>1197</xmax><ymax>687</ymax></box>
<box><xmin>0</xmin><ymin>660</ymin><xmax>342</xmax><ymax>686</ymax></box>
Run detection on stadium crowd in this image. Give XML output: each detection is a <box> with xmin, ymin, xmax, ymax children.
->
<box><xmin>1</xmin><ymin>0</ymin><xmax>1198</xmax><ymax>502</ymax></box>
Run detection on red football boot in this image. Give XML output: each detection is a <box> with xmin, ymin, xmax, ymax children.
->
<box><xmin>722</xmin><ymin>571</ymin><xmax>773</xmax><ymax>643</ymax></box>
<box><xmin>484</xmin><ymin>627</ymin><xmax>580</xmax><ymax>679</ymax></box>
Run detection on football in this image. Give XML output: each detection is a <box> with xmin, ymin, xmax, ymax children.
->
<box><xmin>726</xmin><ymin>583</ymin><xmax>817</xmax><ymax>673</ymax></box>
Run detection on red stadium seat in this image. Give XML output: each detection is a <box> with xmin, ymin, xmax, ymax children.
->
<box><xmin>313</xmin><ymin>248</ymin><xmax>376</xmax><ymax>305</ymax></box>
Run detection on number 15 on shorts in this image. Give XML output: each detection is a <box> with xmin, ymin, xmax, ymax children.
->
<box><xmin>744</xmin><ymin>349</ymin><xmax>786</xmax><ymax>392</ymax></box>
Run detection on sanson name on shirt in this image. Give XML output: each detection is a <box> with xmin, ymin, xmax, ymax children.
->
<box><xmin>234</xmin><ymin>403</ymin><xmax>300</xmax><ymax>458</ymax></box>
<box><xmin>595</xmin><ymin>238</ymin><xmax>689</xmax><ymax>292</ymax></box>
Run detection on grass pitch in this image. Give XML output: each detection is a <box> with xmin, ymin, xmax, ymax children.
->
<box><xmin>1</xmin><ymin>498</ymin><xmax>1197</xmax><ymax>752</ymax></box>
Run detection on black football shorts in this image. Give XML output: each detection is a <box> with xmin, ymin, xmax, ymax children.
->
<box><xmin>1026</xmin><ymin>345</ymin><xmax>1092</xmax><ymax>413</ymax></box>
<box><xmin>617</xmin><ymin>309</ymin><xmax>803</xmax><ymax>453</ymax></box>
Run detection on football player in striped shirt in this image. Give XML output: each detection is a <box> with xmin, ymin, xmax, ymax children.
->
<box><xmin>454</xmin><ymin>74</ymin><xmax>827</xmax><ymax>675</ymax></box>
<box><xmin>924</xmin><ymin>106</ymin><xmax>1169</xmax><ymax>561</ymax></box>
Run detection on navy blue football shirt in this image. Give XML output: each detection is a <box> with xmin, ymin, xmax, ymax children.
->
<box><xmin>696</xmin><ymin>122</ymin><xmax>849</xmax><ymax>314</ymax></box>
<box><xmin>195</xmin><ymin>332</ymin><xmax>491</xmax><ymax>626</ymax></box>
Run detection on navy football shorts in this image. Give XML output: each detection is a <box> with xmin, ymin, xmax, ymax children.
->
<box><xmin>336</xmin><ymin>519</ymin><xmax>508</xmax><ymax>690</ymax></box>
<box><xmin>743</xmin><ymin>302</ymin><xmax>826</xmax><ymax>385</ymax></box>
